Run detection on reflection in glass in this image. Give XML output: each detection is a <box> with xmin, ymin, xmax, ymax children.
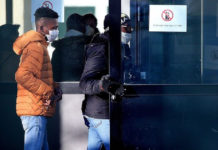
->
<box><xmin>52</xmin><ymin>1</ymin><xmax>109</xmax><ymax>82</ymax></box>
<box><xmin>0</xmin><ymin>24</ymin><xmax>20</xmax><ymax>82</ymax></box>
<box><xmin>122</xmin><ymin>0</ymin><xmax>218</xmax><ymax>84</ymax></box>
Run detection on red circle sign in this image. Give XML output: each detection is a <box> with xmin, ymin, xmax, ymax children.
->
<box><xmin>161</xmin><ymin>9</ymin><xmax>174</xmax><ymax>22</ymax></box>
<box><xmin>42</xmin><ymin>1</ymin><xmax>53</xmax><ymax>9</ymax></box>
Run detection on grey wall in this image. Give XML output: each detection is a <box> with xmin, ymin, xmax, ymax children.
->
<box><xmin>59</xmin><ymin>94</ymin><xmax>88</xmax><ymax>150</ymax></box>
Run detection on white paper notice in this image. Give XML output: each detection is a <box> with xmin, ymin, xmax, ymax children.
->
<box><xmin>149</xmin><ymin>5</ymin><xmax>187</xmax><ymax>32</ymax></box>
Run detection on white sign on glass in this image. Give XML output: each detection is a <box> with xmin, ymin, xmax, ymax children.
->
<box><xmin>149</xmin><ymin>5</ymin><xmax>187</xmax><ymax>32</ymax></box>
<box><xmin>32</xmin><ymin>0</ymin><xmax>64</xmax><ymax>23</ymax></box>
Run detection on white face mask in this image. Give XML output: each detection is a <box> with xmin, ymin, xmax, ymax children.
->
<box><xmin>121</xmin><ymin>32</ymin><xmax>132</xmax><ymax>44</ymax></box>
<box><xmin>85</xmin><ymin>25</ymin><xmax>95</xmax><ymax>36</ymax></box>
<box><xmin>46</xmin><ymin>29</ymin><xmax>59</xmax><ymax>42</ymax></box>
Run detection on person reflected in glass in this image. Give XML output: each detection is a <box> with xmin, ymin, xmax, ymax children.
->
<box><xmin>121</xmin><ymin>13</ymin><xmax>135</xmax><ymax>82</ymax></box>
<box><xmin>51</xmin><ymin>13</ymin><xmax>90</xmax><ymax>81</ymax></box>
<box><xmin>83</xmin><ymin>13</ymin><xmax>100</xmax><ymax>36</ymax></box>
<box><xmin>0</xmin><ymin>24</ymin><xmax>20</xmax><ymax>82</ymax></box>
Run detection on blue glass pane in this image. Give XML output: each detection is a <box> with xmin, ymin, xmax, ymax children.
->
<box><xmin>122</xmin><ymin>0</ymin><xmax>218</xmax><ymax>84</ymax></box>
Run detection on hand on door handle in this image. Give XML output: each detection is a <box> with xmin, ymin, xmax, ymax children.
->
<box><xmin>114</xmin><ymin>84</ymin><xmax>125</xmax><ymax>96</ymax></box>
<box><xmin>111</xmin><ymin>85</ymin><xmax>126</xmax><ymax>102</ymax></box>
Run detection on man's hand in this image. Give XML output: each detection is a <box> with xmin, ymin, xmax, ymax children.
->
<box><xmin>43</xmin><ymin>87</ymin><xmax>62</xmax><ymax>109</ymax></box>
<box><xmin>44</xmin><ymin>99</ymin><xmax>52</xmax><ymax>106</ymax></box>
<box><xmin>44</xmin><ymin>99</ymin><xmax>58</xmax><ymax>110</ymax></box>
<box><xmin>51</xmin><ymin>87</ymin><xmax>63</xmax><ymax>102</ymax></box>
<box><xmin>114</xmin><ymin>84</ymin><xmax>125</xmax><ymax>96</ymax></box>
<box><xmin>99</xmin><ymin>75</ymin><xmax>111</xmax><ymax>92</ymax></box>
<box><xmin>99</xmin><ymin>74</ymin><xmax>125</xmax><ymax>96</ymax></box>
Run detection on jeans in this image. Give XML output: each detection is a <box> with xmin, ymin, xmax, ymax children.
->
<box><xmin>20</xmin><ymin>116</ymin><xmax>49</xmax><ymax>150</ymax></box>
<box><xmin>85</xmin><ymin>116</ymin><xmax>110</xmax><ymax>150</ymax></box>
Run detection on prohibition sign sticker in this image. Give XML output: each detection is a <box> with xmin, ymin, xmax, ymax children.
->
<box><xmin>42</xmin><ymin>1</ymin><xmax>53</xmax><ymax>9</ymax></box>
<box><xmin>161</xmin><ymin>9</ymin><xmax>174</xmax><ymax>22</ymax></box>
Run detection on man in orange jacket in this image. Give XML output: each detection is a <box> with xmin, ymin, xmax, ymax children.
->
<box><xmin>13</xmin><ymin>7</ymin><xmax>62</xmax><ymax>150</ymax></box>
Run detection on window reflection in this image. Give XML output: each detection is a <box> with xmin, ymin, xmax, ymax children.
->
<box><xmin>0</xmin><ymin>0</ymin><xmax>109</xmax><ymax>83</ymax></box>
<box><xmin>122</xmin><ymin>0</ymin><xmax>218</xmax><ymax>84</ymax></box>
<box><xmin>0</xmin><ymin>24</ymin><xmax>20</xmax><ymax>82</ymax></box>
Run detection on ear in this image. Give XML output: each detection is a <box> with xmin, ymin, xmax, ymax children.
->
<box><xmin>37</xmin><ymin>25</ymin><xmax>46</xmax><ymax>36</ymax></box>
<box><xmin>40</xmin><ymin>26</ymin><xmax>43</xmax><ymax>31</ymax></box>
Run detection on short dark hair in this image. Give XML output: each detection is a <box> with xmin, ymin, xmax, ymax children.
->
<box><xmin>83</xmin><ymin>14</ymin><xmax>97</xmax><ymax>26</ymax></box>
<box><xmin>66</xmin><ymin>13</ymin><xmax>85</xmax><ymax>33</ymax></box>
<box><xmin>34</xmin><ymin>7</ymin><xmax>59</xmax><ymax>22</ymax></box>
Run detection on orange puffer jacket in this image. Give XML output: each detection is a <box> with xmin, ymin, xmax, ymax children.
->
<box><xmin>13</xmin><ymin>30</ymin><xmax>56</xmax><ymax>117</ymax></box>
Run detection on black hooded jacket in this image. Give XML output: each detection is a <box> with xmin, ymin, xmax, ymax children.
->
<box><xmin>51</xmin><ymin>35</ymin><xmax>90</xmax><ymax>81</ymax></box>
<box><xmin>79</xmin><ymin>33</ymin><xmax>109</xmax><ymax>119</ymax></box>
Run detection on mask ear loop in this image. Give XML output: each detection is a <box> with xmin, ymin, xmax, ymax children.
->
<box><xmin>40</xmin><ymin>26</ymin><xmax>47</xmax><ymax>38</ymax></box>
<box><xmin>40</xmin><ymin>26</ymin><xmax>44</xmax><ymax>33</ymax></box>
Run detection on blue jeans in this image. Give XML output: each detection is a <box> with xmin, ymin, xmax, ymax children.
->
<box><xmin>85</xmin><ymin>116</ymin><xmax>110</xmax><ymax>150</ymax></box>
<box><xmin>20</xmin><ymin>116</ymin><xmax>49</xmax><ymax>150</ymax></box>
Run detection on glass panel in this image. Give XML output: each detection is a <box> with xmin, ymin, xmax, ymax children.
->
<box><xmin>51</xmin><ymin>2</ymin><xmax>108</xmax><ymax>82</ymax></box>
<box><xmin>0</xmin><ymin>0</ymin><xmax>109</xmax><ymax>83</ymax></box>
<box><xmin>203</xmin><ymin>1</ymin><xmax>218</xmax><ymax>83</ymax></box>
<box><xmin>58</xmin><ymin>7</ymin><xmax>95</xmax><ymax>39</ymax></box>
<box><xmin>116</xmin><ymin>95</ymin><xmax>218</xmax><ymax>149</ymax></box>
<box><xmin>121</xmin><ymin>0</ymin><xmax>218</xmax><ymax>84</ymax></box>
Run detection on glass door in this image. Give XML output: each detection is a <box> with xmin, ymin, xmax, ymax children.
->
<box><xmin>121</xmin><ymin>0</ymin><xmax>218</xmax><ymax>85</ymax></box>
<box><xmin>110</xmin><ymin>0</ymin><xmax>218</xmax><ymax>149</ymax></box>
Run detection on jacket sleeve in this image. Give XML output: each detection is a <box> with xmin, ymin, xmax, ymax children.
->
<box><xmin>15</xmin><ymin>43</ymin><xmax>53</xmax><ymax>98</ymax></box>
<box><xmin>79</xmin><ymin>52</ymin><xmax>103</xmax><ymax>95</ymax></box>
<box><xmin>79</xmin><ymin>43</ymin><xmax>108</xmax><ymax>95</ymax></box>
<box><xmin>79</xmin><ymin>74</ymin><xmax>102</xmax><ymax>95</ymax></box>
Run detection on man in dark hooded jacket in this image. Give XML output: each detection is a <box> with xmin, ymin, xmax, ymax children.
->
<box><xmin>80</xmin><ymin>14</ymin><xmax>123</xmax><ymax>150</ymax></box>
<box><xmin>51</xmin><ymin>13</ymin><xmax>90</xmax><ymax>81</ymax></box>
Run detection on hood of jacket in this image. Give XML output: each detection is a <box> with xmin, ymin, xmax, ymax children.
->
<box><xmin>52</xmin><ymin>35</ymin><xmax>90</xmax><ymax>48</ymax></box>
<box><xmin>13</xmin><ymin>30</ymin><xmax>47</xmax><ymax>55</ymax></box>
